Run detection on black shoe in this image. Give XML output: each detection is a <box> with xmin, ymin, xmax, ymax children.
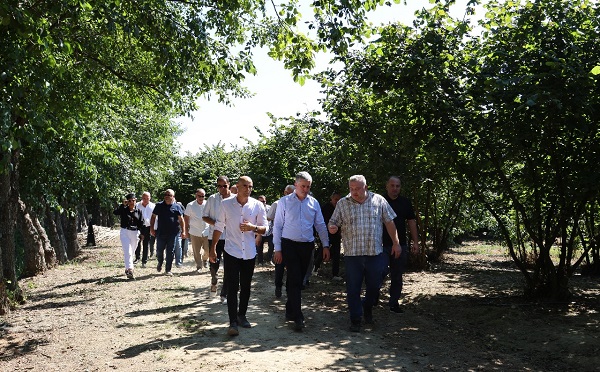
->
<box><xmin>350</xmin><ymin>320</ymin><xmax>361</xmax><ymax>332</ymax></box>
<box><xmin>133</xmin><ymin>258</ymin><xmax>140</xmax><ymax>264</ymax></box>
<box><xmin>227</xmin><ymin>322</ymin><xmax>239</xmax><ymax>336</ymax></box>
<box><xmin>285</xmin><ymin>313</ymin><xmax>294</xmax><ymax>322</ymax></box>
<box><xmin>390</xmin><ymin>304</ymin><xmax>404</xmax><ymax>314</ymax></box>
<box><xmin>237</xmin><ymin>315</ymin><xmax>251</xmax><ymax>328</ymax></box>
<box><xmin>157</xmin><ymin>263</ymin><xmax>162</xmax><ymax>272</ymax></box>
<box><xmin>294</xmin><ymin>319</ymin><xmax>305</xmax><ymax>331</ymax></box>
<box><xmin>275</xmin><ymin>286</ymin><xmax>282</xmax><ymax>298</ymax></box>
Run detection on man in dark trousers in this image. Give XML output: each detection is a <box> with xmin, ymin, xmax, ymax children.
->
<box><xmin>382</xmin><ymin>176</ymin><xmax>420</xmax><ymax>313</ymax></box>
<box><xmin>150</xmin><ymin>189</ymin><xmax>186</xmax><ymax>277</ymax></box>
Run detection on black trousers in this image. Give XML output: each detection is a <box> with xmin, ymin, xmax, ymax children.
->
<box><xmin>209</xmin><ymin>239</ymin><xmax>227</xmax><ymax>297</ymax></box>
<box><xmin>135</xmin><ymin>225</ymin><xmax>151</xmax><ymax>263</ymax></box>
<box><xmin>224</xmin><ymin>250</ymin><xmax>256</xmax><ymax>323</ymax></box>
<box><xmin>281</xmin><ymin>238</ymin><xmax>313</xmax><ymax>321</ymax></box>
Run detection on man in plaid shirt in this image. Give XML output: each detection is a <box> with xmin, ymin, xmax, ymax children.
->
<box><xmin>328</xmin><ymin>175</ymin><xmax>401</xmax><ymax>332</ymax></box>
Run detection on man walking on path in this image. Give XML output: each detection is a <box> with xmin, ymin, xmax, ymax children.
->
<box><xmin>328</xmin><ymin>175</ymin><xmax>400</xmax><ymax>332</ymax></box>
<box><xmin>268</xmin><ymin>184</ymin><xmax>295</xmax><ymax>298</ymax></box>
<box><xmin>150</xmin><ymin>189</ymin><xmax>186</xmax><ymax>276</ymax></box>
<box><xmin>382</xmin><ymin>176</ymin><xmax>420</xmax><ymax>313</ymax></box>
<box><xmin>203</xmin><ymin>176</ymin><xmax>234</xmax><ymax>301</ymax></box>
<box><xmin>209</xmin><ymin>176</ymin><xmax>267</xmax><ymax>336</ymax></box>
<box><xmin>185</xmin><ymin>188</ymin><xmax>210</xmax><ymax>272</ymax></box>
<box><xmin>135</xmin><ymin>191</ymin><xmax>155</xmax><ymax>268</ymax></box>
<box><xmin>273</xmin><ymin>172</ymin><xmax>329</xmax><ymax>331</ymax></box>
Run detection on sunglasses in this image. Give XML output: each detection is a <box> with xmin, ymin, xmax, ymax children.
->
<box><xmin>216</xmin><ymin>185</ymin><xmax>228</xmax><ymax>189</ymax></box>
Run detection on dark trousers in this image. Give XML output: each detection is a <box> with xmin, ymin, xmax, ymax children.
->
<box><xmin>156</xmin><ymin>234</ymin><xmax>177</xmax><ymax>273</ymax></box>
<box><xmin>329</xmin><ymin>236</ymin><xmax>341</xmax><ymax>277</ymax></box>
<box><xmin>135</xmin><ymin>226</ymin><xmax>151</xmax><ymax>264</ymax></box>
<box><xmin>256</xmin><ymin>235</ymin><xmax>273</xmax><ymax>264</ymax></box>
<box><xmin>383</xmin><ymin>244</ymin><xmax>408</xmax><ymax>307</ymax></box>
<box><xmin>224</xmin><ymin>251</ymin><xmax>256</xmax><ymax>323</ymax></box>
<box><xmin>281</xmin><ymin>238</ymin><xmax>313</xmax><ymax>321</ymax></box>
<box><xmin>209</xmin><ymin>239</ymin><xmax>227</xmax><ymax>297</ymax></box>
<box><xmin>274</xmin><ymin>262</ymin><xmax>285</xmax><ymax>288</ymax></box>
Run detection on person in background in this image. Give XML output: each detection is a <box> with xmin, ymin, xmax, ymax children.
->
<box><xmin>185</xmin><ymin>188</ymin><xmax>210</xmax><ymax>273</ymax></box>
<box><xmin>320</xmin><ymin>191</ymin><xmax>342</xmax><ymax>280</ymax></box>
<box><xmin>114</xmin><ymin>193</ymin><xmax>144</xmax><ymax>280</ymax></box>
<box><xmin>203</xmin><ymin>176</ymin><xmax>234</xmax><ymax>301</ymax></box>
<box><xmin>382</xmin><ymin>176</ymin><xmax>420</xmax><ymax>313</ymax></box>
<box><xmin>328</xmin><ymin>175</ymin><xmax>400</xmax><ymax>332</ymax></box>
<box><xmin>173</xmin><ymin>198</ymin><xmax>186</xmax><ymax>268</ymax></box>
<box><xmin>135</xmin><ymin>192</ymin><xmax>155</xmax><ymax>268</ymax></box>
<box><xmin>150</xmin><ymin>189</ymin><xmax>186</xmax><ymax>276</ymax></box>
<box><xmin>255</xmin><ymin>195</ymin><xmax>272</xmax><ymax>266</ymax></box>
<box><xmin>209</xmin><ymin>176</ymin><xmax>267</xmax><ymax>336</ymax></box>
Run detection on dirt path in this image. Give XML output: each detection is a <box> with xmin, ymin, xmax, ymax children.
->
<box><xmin>1</xmin><ymin>227</ymin><xmax>599</xmax><ymax>371</ymax></box>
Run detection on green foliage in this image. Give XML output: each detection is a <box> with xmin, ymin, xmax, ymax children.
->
<box><xmin>247</xmin><ymin>112</ymin><xmax>343</xmax><ymax>202</ymax></box>
<box><xmin>165</xmin><ymin>144</ymin><xmax>249</xmax><ymax>206</ymax></box>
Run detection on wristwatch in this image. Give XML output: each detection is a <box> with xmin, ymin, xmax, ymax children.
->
<box><xmin>254</xmin><ymin>226</ymin><xmax>258</xmax><ymax>232</ymax></box>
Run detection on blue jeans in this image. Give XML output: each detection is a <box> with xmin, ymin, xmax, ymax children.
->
<box><xmin>156</xmin><ymin>234</ymin><xmax>177</xmax><ymax>273</ymax></box>
<box><xmin>174</xmin><ymin>236</ymin><xmax>183</xmax><ymax>266</ymax></box>
<box><xmin>383</xmin><ymin>244</ymin><xmax>408</xmax><ymax>307</ymax></box>
<box><xmin>344</xmin><ymin>253</ymin><xmax>386</xmax><ymax>322</ymax></box>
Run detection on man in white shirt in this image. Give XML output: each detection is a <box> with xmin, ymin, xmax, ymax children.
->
<box><xmin>135</xmin><ymin>191</ymin><xmax>155</xmax><ymax>268</ymax></box>
<box><xmin>209</xmin><ymin>176</ymin><xmax>267</xmax><ymax>336</ymax></box>
<box><xmin>203</xmin><ymin>176</ymin><xmax>234</xmax><ymax>300</ymax></box>
<box><xmin>185</xmin><ymin>188</ymin><xmax>210</xmax><ymax>272</ymax></box>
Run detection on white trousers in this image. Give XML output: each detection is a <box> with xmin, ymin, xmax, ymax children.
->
<box><xmin>120</xmin><ymin>228</ymin><xmax>139</xmax><ymax>270</ymax></box>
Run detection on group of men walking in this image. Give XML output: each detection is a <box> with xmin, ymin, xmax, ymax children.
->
<box><xmin>114</xmin><ymin>172</ymin><xmax>419</xmax><ymax>334</ymax></box>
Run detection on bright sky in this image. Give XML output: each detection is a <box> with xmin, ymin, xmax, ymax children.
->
<box><xmin>175</xmin><ymin>0</ymin><xmax>476</xmax><ymax>154</ymax></box>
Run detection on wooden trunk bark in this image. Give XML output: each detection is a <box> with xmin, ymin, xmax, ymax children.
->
<box><xmin>64</xmin><ymin>213</ymin><xmax>82</xmax><ymax>259</ymax></box>
<box><xmin>0</xmin><ymin>149</ymin><xmax>24</xmax><ymax>314</ymax></box>
<box><xmin>30</xmin><ymin>205</ymin><xmax>56</xmax><ymax>268</ymax></box>
<box><xmin>17</xmin><ymin>198</ymin><xmax>47</xmax><ymax>277</ymax></box>
<box><xmin>55</xmin><ymin>210</ymin><xmax>69</xmax><ymax>262</ymax></box>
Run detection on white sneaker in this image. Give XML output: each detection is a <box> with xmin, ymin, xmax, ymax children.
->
<box><xmin>220</xmin><ymin>296</ymin><xmax>227</xmax><ymax>304</ymax></box>
<box><xmin>165</xmin><ymin>271</ymin><xmax>173</xmax><ymax>276</ymax></box>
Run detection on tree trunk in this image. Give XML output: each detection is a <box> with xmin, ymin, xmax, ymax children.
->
<box><xmin>45</xmin><ymin>203</ymin><xmax>68</xmax><ymax>264</ymax></box>
<box><xmin>31</xmin><ymin>205</ymin><xmax>56</xmax><ymax>269</ymax></box>
<box><xmin>17</xmin><ymin>198</ymin><xmax>46</xmax><ymax>278</ymax></box>
<box><xmin>64</xmin><ymin>212</ymin><xmax>81</xmax><ymax>259</ymax></box>
<box><xmin>0</xmin><ymin>149</ymin><xmax>24</xmax><ymax>314</ymax></box>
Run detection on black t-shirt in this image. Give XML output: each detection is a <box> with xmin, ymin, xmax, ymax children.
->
<box><xmin>382</xmin><ymin>194</ymin><xmax>416</xmax><ymax>246</ymax></box>
<box><xmin>321</xmin><ymin>201</ymin><xmax>340</xmax><ymax>241</ymax></box>
<box><xmin>153</xmin><ymin>201</ymin><xmax>184</xmax><ymax>236</ymax></box>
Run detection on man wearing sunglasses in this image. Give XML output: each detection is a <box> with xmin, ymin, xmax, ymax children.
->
<box><xmin>150</xmin><ymin>189</ymin><xmax>186</xmax><ymax>276</ymax></box>
<box><xmin>114</xmin><ymin>193</ymin><xmax>145</xmax><ymax>280</ymax></box>
<box><xmin>203</xmin><ymin>176</ymin><xmax>235</xmax><ymax>301</ymax></box>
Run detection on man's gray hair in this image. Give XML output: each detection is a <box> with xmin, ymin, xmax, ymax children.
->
<box><xmin>295</xmin><ymin>171</ymin><xmax>312</xmax><ymax>183</ymax></box>
<box><xmin>349</xmin><ymin>175</ymin><xmax>367</xmax><ymax>186</ymax></box>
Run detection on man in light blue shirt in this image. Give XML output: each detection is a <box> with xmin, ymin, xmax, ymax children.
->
<box><xmin>273</xmin><ymin>171</ymin><xmax>329</xmax><ymax>331</ymax></box>
<box><xmin>210</xmin><ymin>176</ymin><xmax>268</xmax><ymax>336</ymax></box>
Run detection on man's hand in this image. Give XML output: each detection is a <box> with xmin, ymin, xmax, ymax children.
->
<box><xmin>391</xmin><ymin>242</ymin><xmax>401</xmax><ymax>259</ymax></box>
<box><xmin>273</xmin><ymin>251</ymin><xmax>282</xmax><ymax>264</ymax></box>
<box><xmin>322</xmin><ymin>247</ymin><xmax>330</xmax><ymax>262</ymax></box>
<box><xmin>209</xmin><ymin>246</ymin><xmax>217</xmax><ymax>263</ymax></box>
<box><xmin>411</xmin><ymin>241</ymin><xmax>419</xmax><ymax>253</ymax></box>
<box><xmin>328</xmin><ymin>224</ymin><xmax>338</xmax><ymax>234</ymax></box>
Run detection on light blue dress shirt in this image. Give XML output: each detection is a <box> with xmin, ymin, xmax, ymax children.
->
<box><xmin>273</xmin><ymin>192</ymin><xmax>329</xmax><ymax>252</ymax></box>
